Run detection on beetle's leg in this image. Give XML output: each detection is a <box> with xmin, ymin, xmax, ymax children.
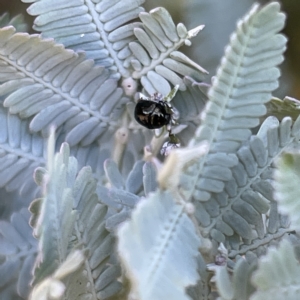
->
<box><xmin>163</xmin><ymin>102</ymin><xmax>173</xmax><ymax>115</ymax></box>
<box><xmin>171</xmin><ymin>107</ymin><xmax>179</xmax><ymax>124</ymax></box>
<box><xmin>166</xmin><ymin>123</ymin><xmax>172</xmax><ymax>134</ymax></box>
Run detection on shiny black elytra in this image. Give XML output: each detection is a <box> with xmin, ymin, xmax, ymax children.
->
<box><xmin>134</xmin><ymin>99</ymin><xmax>172</xmax><ymax>129</ymax></box>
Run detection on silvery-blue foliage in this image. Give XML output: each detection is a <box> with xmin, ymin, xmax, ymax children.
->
<box><xmin>0</xmin><ymin>208</ymin><xmax>36</xmax><ymax>300</ymax></box>
<box><xmin>0</xmin><ymin>1</ymin><xmax>299</xmax><ymax>300</ymax></box>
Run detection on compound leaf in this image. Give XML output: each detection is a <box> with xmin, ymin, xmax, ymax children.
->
<box><xmin>118</xmin><ymin>190</ymin><xmax>201</xmax><ymax>300</ymax></box>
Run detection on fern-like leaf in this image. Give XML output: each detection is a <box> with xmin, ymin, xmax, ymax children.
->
<box><xmin>172</xmin><ymin>77</ymin><xmax>209</xmax><ymax>145</ymax></box>
<box><xmin>0</xmin><ymin>208</ymin><xmax>37</xmax><ymax>300</ymax></box>
<box><xmin>274</xmin><ymin>152</ymin><xmax>300</xmax><ymax>231</ymax></box>
<box><xmin>191</xmin><ymin>115</ymin><xmax>300</xmax><ymax>257</ymax></box>
<box><xmin>29</xmin><ymin>250</ymin><xmax>85</xmax><ymax>300</ymax></box>
<box><xmin>216</xmin><ymin>258</ymin><xmax>256</xmax><ymax>300</ymax></box>
<box><xmin>32</xmin><ymin>142</ymin><xmax>77</xmax><ymax>283</ymax></box>
<box><xmin>32</xmin><ymin>139</ymin><xmax>121</xmax><ymax>298</ymax></box>
<box><xmin>97</xmin><ymin>159</ymin><xmax>158</xmax><ymax>232</ymax></box>
<box><xmin>25</xmin><ymin>0</ymin><xmax>208</xmax><ymax>91</ymax></box>
<box><xmin>182</xmin><ymin>2</ymin><xmax>287</xmax><ymax>201</ymax></box>
<box><xmin>24</xmin><ymin>0</ymin><xmax>146</xmax><ymax>78</ymax></box>
<box><xmin>130</xmin><ymin>7</ymin><xmax>207</xmax><ymax>95</ymax></box>
<box><xmin>0</xmin><ymin>106</ymin><xmax>43</xmax><ymax>198</ymax></box>
<box><xmin>72</xmin><ymin>167</ymin><xmax>122</xmax><ymax>299</ymax></box>
<box><xmin>118</xmin><ymin>190</ymin><xmax>201</xmax><ymax>300</ymax></box>
<box><xmin>0</xmin><ymin>26</ymin><xmax>128</xmax><ymax>146</ymax></box>
<box><xmin>251</xmin><ymin>239</ymin><xmax>300</xmax><ymax>300</ymax></box>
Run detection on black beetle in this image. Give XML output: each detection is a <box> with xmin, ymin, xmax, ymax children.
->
<box><xmin>134</xmin><ymin>86</ymin><xmax>180</xmax><ymax>130</ymax></box>
<box><xmin>134</xmin><ymin>97</ymin><xmax>173</xmax><ymax>129</ymax></box>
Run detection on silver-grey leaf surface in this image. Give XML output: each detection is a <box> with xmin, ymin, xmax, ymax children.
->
<box><xmin>181</xmin><ymin>3</ymin><xmax>287</xmax><ymax>202</ymax></box>
<box><xmin>0</xmin><ymin>208</ymin><xmax>37</xmax><ymax>300</ymax></box>
<box><xmin>0</xmin><ymin>26</ymin><xmax>128</xmax><ymax>146</ymax></box>
<box><xmin>118</xmin><ymin>190</ymin><xmax>201</xmax><ymax>300</ymax></box>
<box><xmin>25</xmin><ymin>0</ymin><xmax>146</xmax><ymax>77</ymax></box>
<box><xmin>0</xmin><ymin>106</ymin><xmax>43</xmax><ymax>198</ymax></box>
<box><xmin>195</xmin><ymin>115</ymin><xmax>300</xmax><ymax>260</ymax></box>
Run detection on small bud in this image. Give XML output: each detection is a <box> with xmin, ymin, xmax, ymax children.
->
<box><xmin>122</xmin><ymin>77</ymin><xmax>137</xmax><ymax>97</ymax></box>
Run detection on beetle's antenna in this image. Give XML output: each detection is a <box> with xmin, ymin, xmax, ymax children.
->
<box><xmin>163</xmin><ymin>84</ymin><xmax>179</xmax><ymax>102</ymax></box>
<box><xmin>138</xmin><ymin>92</ymin><xmax>148</xmax><ymax>101</ymax></box>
